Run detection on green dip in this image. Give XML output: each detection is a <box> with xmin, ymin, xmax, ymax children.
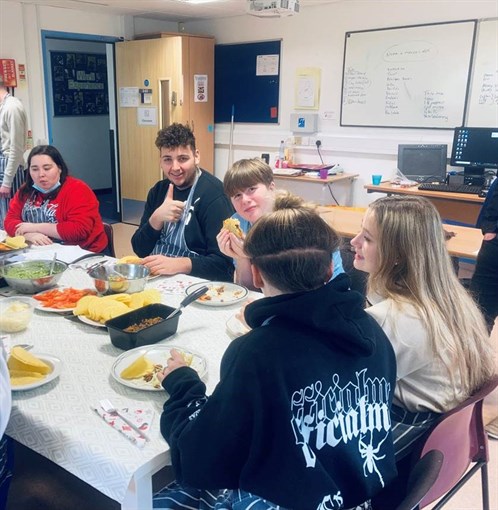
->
<box><xmin>4</xmin><ymin>262</ymin><xmax>55</xmax><ymax>279</ymax></box>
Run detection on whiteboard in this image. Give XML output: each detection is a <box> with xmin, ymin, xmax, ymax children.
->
<box><xmin>467</xmin><ymin>18</ymin><xmax>498</xmax><ymax>127</ymax></box>
<box><xmin>340</xmin><ymin>21</ymin><xmax>476</xmax><ymax>129</ymax></box>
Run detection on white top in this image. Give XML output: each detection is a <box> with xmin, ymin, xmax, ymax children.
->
<box><xmin>366</xmin><ymin>296</ymin><xmax>464</xmax><ymax>413</ymax></box>
<box><xmin>0</xmin><ymin>338</ymin><xmax>11</xmax><ymax>437</ymax></box>
<box><xmin>0</xmin><ymin>93</ymin><xmax>27</xmax><ymax>187</ymax></box>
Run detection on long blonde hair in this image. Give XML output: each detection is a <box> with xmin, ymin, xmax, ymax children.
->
<box><xmin>367</xmin><ymin>196</ymin><xmax>495</xmax><ymax>396</ymax></box>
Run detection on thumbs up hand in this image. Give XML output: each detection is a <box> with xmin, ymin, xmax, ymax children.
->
<box><xmin>149</xmin><ymin>183</ymin><xmax>186</xmax><ymax>230</ymax></box>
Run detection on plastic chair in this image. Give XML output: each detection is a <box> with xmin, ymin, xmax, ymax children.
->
<box><xmin>394</xmin><ymin>375</ymin><xmax>498</xmax><ymax>510</ymax></box>
<box><xmin>103</xmin><ymin>222</ymin><xmax>116</xmax><ymax>258</ymax></box>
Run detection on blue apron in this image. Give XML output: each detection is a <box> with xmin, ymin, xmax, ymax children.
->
<box><xmin>21</xmin><ymin>192</ymin><xmax>58</xmax><ymax>224</ymax></box>
<box><xmin>152</xmin><ymin>171</ymin><xmax>201</xmax><ymax>259</ymax></box>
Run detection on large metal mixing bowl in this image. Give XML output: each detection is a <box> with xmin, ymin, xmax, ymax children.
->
<box><xmin>1</xmin><ymin>259</ymin><xmax>68</xmax><ymax>294</ymax></box>
<box><xmin>87</xmin><ymin>263</ymin><xmax>150</xmax><ymax>295</ymax></box>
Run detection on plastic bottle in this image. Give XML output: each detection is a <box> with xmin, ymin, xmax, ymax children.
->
<box><xmin>278</xmin><ymin>140</ymin><xmax>285</xmax><ymax>168</ymax></box>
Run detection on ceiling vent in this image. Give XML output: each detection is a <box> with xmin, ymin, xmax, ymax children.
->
<box><xmin>247</xmin><ymin>0</ymin><xmax>299</xmax><ymax>18</ymax></box>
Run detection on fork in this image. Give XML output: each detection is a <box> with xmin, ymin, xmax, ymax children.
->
<box><xmin>99</xmin><ymin>399</ymin><xmax>150</xmax><ymax>441</ymax></box>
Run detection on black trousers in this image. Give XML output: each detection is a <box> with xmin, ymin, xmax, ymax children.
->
<box><xmin>470</xmin><ymin>237</ymin><xmax>498</xmax><ymax>330</ymax></box>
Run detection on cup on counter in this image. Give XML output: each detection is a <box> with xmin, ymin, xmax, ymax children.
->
<box><xmin>319</xmin><ymin>168</ymin><xmax>328</xmax><ymax>180</ymax></box>
<box><xmin>371</xmin><ymin>174</ymin><xmax>382</xmax><ymax>185</ymax></box>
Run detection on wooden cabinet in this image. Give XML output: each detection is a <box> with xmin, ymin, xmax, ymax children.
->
<box><xmin>115</xmin><ymin>34</ymin><xmax>214</xmax><ymax>206</ymax></box>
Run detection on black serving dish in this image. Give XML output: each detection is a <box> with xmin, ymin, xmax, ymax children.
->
<box><xmin>105</xmin><ymin>303</ymin><xmax>180</xmax><ymax>350</ymax></box>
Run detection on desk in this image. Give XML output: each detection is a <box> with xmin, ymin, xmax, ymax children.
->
<box><xmin>274</xmin><ymin>172</ymin><xmax>359</xmax><ymax>206</ymax></box>
<box><xmin>318</xmin><ymin>207</ymin><xmax>483</xmax><ymax>260</ymax></box>
<box><xmin>364</xmin><ymin>182</ymin><xmax>485</xmax><ymax>225</ymax></box>
<box><xmin>5</xmin><ymin>270</ymin><xmax>258</xmax><ymax>510</ymax></box>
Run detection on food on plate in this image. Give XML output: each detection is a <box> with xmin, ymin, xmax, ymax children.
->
<box><xmin>8</xmin><ymin>346</ymin><xmax>52</xmax><ymax>385</ymax></box>
<box><xmin>196</xmin><ymin>284</ymin><xmax>245</xmax><ymax>304</ymax></box>
<box><xmin>73</xmin><ymin>289</ymin><xmax>161</xmax><ymax>324</ymax></box>
<box><xmin>120</xmin><ymin>354</ymin><xmax>154</xmax><ymax>379</ymax></box>
<box><xmin>120</xmin><ymin>350</ymin><xmax>194</xmax><ymax>389</ymax></box>
<box><xmin>9</xmin><ymin>369</ymin><xmax>46</xmax><ymax>386</ymax></box>
<box><xmin>118</xmin><ymin>255</ymin><xmax>143</xmax><ymax>264</ymax></box>
<box><xmin>4</xmin><ymin>235</ymin><xmax>27</xmax><ymax>249</ymax></box>
<box><xmin>34</xmin><ymin>287</ymin><xmax>96</xmax><ymax>309</ymax></box>
<box><xmin>198</xmin><ymin>285</ymin><xmax>225</xmax><ymax>302</ymax></box>
<box><xmin>223</xmin><ymin>218</ymin><xmax>243</xmax><ymax>239</ymax></box>
<box><xmin>0</xmin><ymin>300</ymin><xmax>33</xmax><ymax>332</ymax></box>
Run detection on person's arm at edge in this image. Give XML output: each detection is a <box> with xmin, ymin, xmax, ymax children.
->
<box><xmin>189</xmin><ymin>192</ymin><xmax>235</xmax><ymax>281</ymax></box>
<box><xmin>480</xmin><ymin>184</ymin><xmax>498</xmax><ymax>235</ymax></box>
<box><xmin>131</xmin><ymin>183</ymin><xmax>165</xmax><ymax>257</ymax></box>
<box><xmin>3</xmin><ymin>191</ymin><xmax>24</xmax><ymax>236</ymax></box>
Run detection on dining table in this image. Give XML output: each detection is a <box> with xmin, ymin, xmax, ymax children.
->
<box><xmin>2</xmin><ymin>264</ymin><xmax>256</xmax><ymax>510</ymax></box>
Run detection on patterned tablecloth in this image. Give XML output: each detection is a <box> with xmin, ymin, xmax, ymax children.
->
<box><xmin>4</xmin><ymin>270</ymin><xmax>256</xmax><ymax>509</ymax></box>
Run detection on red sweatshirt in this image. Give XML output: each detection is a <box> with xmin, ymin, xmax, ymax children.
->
<box><xmin>5</xmin><ymin>176</ymin><xmax>107</xmax><ymax>253</ymax></box>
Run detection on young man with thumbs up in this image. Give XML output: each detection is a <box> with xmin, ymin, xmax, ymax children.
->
<box><xmin>132</xmin><ymin>123</ymin><xmax>234</xmax><ymax>281</ymax></box>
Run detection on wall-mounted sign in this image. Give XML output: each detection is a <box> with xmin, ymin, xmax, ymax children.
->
<box><xmin>137</xmin><ymin>107</ymin><xmax>157</xmax><ymax>126</ymax></box>
<box><xmin>194</xmin><ymin>75</ymin><xmax>208</xmax><ymax>103</ymax></box>
<box><xmin>50</xmin><ymin>51</ymin><xmax>109</xmax><ymax>116</ymax></box>
<box><xmin>0</xmin><ymin>59</ymin><xmax>17</xmax><ymax>87</ymax></box>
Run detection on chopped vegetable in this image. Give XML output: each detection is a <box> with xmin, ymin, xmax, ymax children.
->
<box><xmin>34</xmin><ymin>287</ymin><xmax>97</xmax><ymax>309</ymax></box>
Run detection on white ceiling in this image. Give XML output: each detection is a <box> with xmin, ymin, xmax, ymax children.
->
<box><xmin>2</xmin><ymin>0</ymin><xmax>344</xmax><ymax>22</ymax></box>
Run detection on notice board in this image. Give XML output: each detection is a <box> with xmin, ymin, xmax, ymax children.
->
<box><xmin>340</xmin><ymin>20</ymin><xmax>476</xmax><ymax>129</ymax></box>
<box><xmin>466</xmin><ymin>18</ymin><xmax>498</xmax><ymax>127</ymax></box>
<box><xmin>215</xmin><ymin>40</ymin><xmax>281</xmax><ymax>123</ymax></box>
<box><xmin>50</xmin><ymin>51</ymin><xmax>109</xmax><ymax>116</ymax></box>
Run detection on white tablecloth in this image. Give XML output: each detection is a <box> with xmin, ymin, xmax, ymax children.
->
<box><xmin>4</xmin><ymin>270</ymin><xmax>255</xmax><ymax>507</ymax></box>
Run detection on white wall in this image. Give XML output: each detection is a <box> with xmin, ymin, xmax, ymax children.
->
<box><xmin>183</xmin><ymin>1</ymin><xmax>498</xmax><ymax>205</ymax></box>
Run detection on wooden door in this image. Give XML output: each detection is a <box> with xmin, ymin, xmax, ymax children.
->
<box><xmin>115</xmin><ymin>37</ymin><xmax>183</xmax><ymax>203</ymax></box>
<box><xmin>182</xmin><ymin>35</ymin><xmax>215</xmax><ymax>173</ymax></box>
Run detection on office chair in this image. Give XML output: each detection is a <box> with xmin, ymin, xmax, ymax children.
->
<box><xmin>393</xmin><ymin>375</ymin><xmax>498</xmax><ymax>510</ymax></box>
<box><xmin>102</xmin><ymin>222</ymin><xmax>116</xmax><ymax>258</ymax></box>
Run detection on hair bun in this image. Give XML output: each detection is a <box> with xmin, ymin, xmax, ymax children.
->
<box><xmin>273</xmin><ymin>190</ymin><xmax>316</xmax><ymax>212</ymax></box>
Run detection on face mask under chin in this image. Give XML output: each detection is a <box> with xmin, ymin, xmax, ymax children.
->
<box><xmin>32</xmin><ymin>181</ymin><xmax>61</xmax><ymax>194</ymax></box>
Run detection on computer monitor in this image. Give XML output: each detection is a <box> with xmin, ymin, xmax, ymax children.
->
<box><xmin>397</xmin><ymin>144</ymin><xmax>448</xmax><ymax>183</ymax></box>
<box><xmin>450</xmin><ymin>127</ymin><xmax>498</xmax><ymax>176</ymax></box>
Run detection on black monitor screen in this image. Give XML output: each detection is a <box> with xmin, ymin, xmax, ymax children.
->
<box><xmin>397</xmin><ymin>144</ymin><xmax>447</xmax><ymax>183</ymax></box>
<box><xmin>450</xmin><ymin>127</ymin><xmax>498</xmax><ymax>174</ymax></box>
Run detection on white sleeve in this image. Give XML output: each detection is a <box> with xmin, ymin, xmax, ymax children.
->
<box><xmin>0</xmin><ymin>340</ymin><xmax>11</xmax><ymax>437</ymax></box>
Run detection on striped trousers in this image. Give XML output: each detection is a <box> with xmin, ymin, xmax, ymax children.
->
<box><xmin>153</xmin><ymin>482</ymin><xmax>372</xmax><ymax>510</ymax></box>
<box><xmin>0</xmin><ymin>152</ymin><xmax>25</xmax><ymax>230</ymax></box>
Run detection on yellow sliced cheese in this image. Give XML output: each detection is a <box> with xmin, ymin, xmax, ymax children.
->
<box><xmin>120</xmin><ymin>355</ymin><xmax>154</xmax><ymax>380</ymax></box>
<box><xmin>8</xmin><ymin>346</ymin><xmax>52</xmax><ymax>375</ymax></box>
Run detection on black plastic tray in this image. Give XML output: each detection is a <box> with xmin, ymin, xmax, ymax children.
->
<box><xmin>105</xmin><ymin>303</ymin><xmax>180</xmax><ymax>350</ymax></box>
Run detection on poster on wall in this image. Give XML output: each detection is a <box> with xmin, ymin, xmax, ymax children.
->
<box><xmin>50</xmin><ymin>51</ymin><xmax>109</xmax><ymax>116</ymax></box>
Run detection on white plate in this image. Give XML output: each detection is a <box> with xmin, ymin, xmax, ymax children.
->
<box><xmin>33</xmin><ymin>287</ymin><xmax>96</xmax><ymax>313</ymax></box>
<box><xmin>78</xmin><ymin>315</ymin><xmax>106</xmax><ymax>328</ymax></box>
<box><xmin>11</xmin><ymin>353</ymin><xmax>62</xmax><ymax>391</ymax></box>
<box><xmin>226</xmin><ymin>314</ymin><xmax>251</xmax><ymax>339</ymax></box>
<box><xmin>111</xmin><ymin>345</ymin><xmax>207</xmax><ymax>391</ymax></box>
<box><xmin>185</xmin><ymin>281</ymin><xmax>248</xmax><ymax>307</ymax></box>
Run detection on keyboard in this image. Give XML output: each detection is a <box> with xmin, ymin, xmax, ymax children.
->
<box><xmin>417</xmin><ymin>183</ymin><xmax>482</xmax><ymax>195</ymax></box>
